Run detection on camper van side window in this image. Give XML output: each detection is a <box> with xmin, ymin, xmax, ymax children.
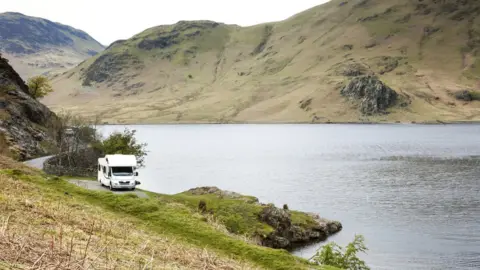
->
<box><xmin>98</xmin><ymin>165</ymin><xmax>101</xmax><ymax>171</ymax></box>
<box><xmin>102</xmin><ymin>166</ymin><xmax>106</xmax><ymax>174</ymax></box>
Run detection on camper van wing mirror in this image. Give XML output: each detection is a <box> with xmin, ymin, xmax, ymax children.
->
<box><xmin>135</xmin><ymin>172</ymin><xmax>139</xmax><ymax>176</ymax></box>
<box><xmin>108</xmin><ymin>171</ymin><xmax>112</xmax><ymax>177</ymax></box>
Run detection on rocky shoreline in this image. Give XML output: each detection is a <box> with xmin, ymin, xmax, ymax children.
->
<box><xmin>183</xmin><ymin>187</ymin><xmax>342</xmax><ymax>250</ymax></box>
<box><xmin>258</xmin><ymin>203</ymin><xmax>342</xmax><ymax>249</ymax></box>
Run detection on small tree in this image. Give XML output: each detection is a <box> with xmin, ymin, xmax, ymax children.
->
<box><xmin>27</xmin><ymin>75</ymin><xmax>53</xmax><ymax>99</ymax></box>
<box><xmin>311</xmin><ymin>235</ymin><xmax>370</xmax><ymax>270</ymax></box>
<box><xmin>96</xmin><ymin>128</ymin><xmax>148</xmax><ymax>168</ymax></box>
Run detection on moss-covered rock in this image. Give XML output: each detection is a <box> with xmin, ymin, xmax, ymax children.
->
<box><xmin>174</xmin><ymin>186</ymin><xmax>342</xmax><ymax>250</ymax></box>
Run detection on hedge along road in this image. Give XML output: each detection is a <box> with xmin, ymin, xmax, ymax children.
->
<box><xmin>23</xmin><ymin>156</ymin><xmax>149</xmax><ymax>199</ymax></box>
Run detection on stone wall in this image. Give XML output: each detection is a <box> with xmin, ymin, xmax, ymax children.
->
<box><xmin>43</xmin><ymin>162</ymin><xmax>97</xmax><ymax>178</ymax></box>
<box><xmin>43</xmin><ymin>148</ymin><xmax>100</xmax><ymax>177</ymax></box>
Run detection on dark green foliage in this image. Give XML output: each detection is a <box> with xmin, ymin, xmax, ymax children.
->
<box><xmin>454</xmin><ymin>90</ymin><xmax>480</xmax><ymax>101</ymax></box>
<box><xmin>312</xmin><ymin>235</ymin><xmax>370</xmax><ymax>270</ymax></box>
<box><xmin>198</xmin><ymin>199</ymin><xmax>207</xmax><ymax>213</ymax></box>
<box><xmin>95</xmin><ymin>128</ymin><xmax>148</xmax><ymax>168</ymax></box>
<box><xmin>27</xmin><ymin>76</ymin><xmax>53</xmax><ymax>99</ymax></box>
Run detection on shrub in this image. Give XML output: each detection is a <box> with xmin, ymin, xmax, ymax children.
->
<box><xmin>27</xmin><ymin>76</ymin><xmax>53</xmax><ymax>99</ymax></box>
<box><xmin>470</xmin><ymin>91</ymin><xmax>480</xmax><ymax>101</ymax></box>
<box><xmin>311</xmin><ymin>234</ymin><xmax>370</xmax><ymax>270</ymax></box>
<box><xmin>454</xmin><ymin>90</ymin><xmax>480</xmax><ymax>102</ymax></box>
<box><xmin>95</xmin><ymin>128</ymin><xmax>148</xmax><ymax>168</ymax></box>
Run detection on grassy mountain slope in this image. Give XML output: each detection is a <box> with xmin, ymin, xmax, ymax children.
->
<box><xmin>0</xmin><ymin>12</ymin><xmax>104</xmax><ymax>79</ymax></box>
<box><xmin>44</xmin><ymin>0</ymin><xmax>480</xmax><ymax>124</ymax></box>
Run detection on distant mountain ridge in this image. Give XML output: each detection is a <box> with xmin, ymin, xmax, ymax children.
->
<box><xmin>0</xmin><ymin>12</ymin><xmax>104</xmax><ymax>78</ymax></box>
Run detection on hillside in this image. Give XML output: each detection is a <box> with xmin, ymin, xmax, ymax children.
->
<box><xmin>44</xmin><ymin>0</ymin><xmax>480</xmax><ymax>124</ymax></box>
<box><xmin>0</xmin><ymin>54</ymin><xmax>57</xmax><ymax>160</ymax></box>
<box><xmin>0</xmin><ymin>159</ymin><xmax>342</xmax><ymax>270</ymax></box>
<box><xmin>0</xmin><ymin>12</ymin><xmax>104</xmax><ymax>79</ymax></box>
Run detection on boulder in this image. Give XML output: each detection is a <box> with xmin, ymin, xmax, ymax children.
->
<box><xmin>258</xmin><ymin>204</ymin><xmax>341</xmax><ymax>249</ymax></box>
<box><xmin>259</xmin><ymin>204</ymin><xmax>291</xmax><ymax>230</ymax></box>
<box><xmin>341</xmin><ymin>75</ymin><xmax>398</xmax><ymax>115</ymax></box>
<box><xmin>262</xmin><ymin>235</ymin><xmax>290</xmax><ymax>249</ymax></box>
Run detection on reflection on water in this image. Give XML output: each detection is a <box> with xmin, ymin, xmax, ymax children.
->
<box><xmin>99</xmin><ymin>124</ymin><xmax>480</xmax><ymax>270</ymax></box>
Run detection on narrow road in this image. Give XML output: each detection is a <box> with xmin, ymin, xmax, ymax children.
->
<box><xmin>23</xmin><ymin>155</ymin><xmax>53</xmax><ymax>169</ymax></box>
<box><xmin>69</xmin><ymin>180</ymin><xmax>149</xmax><ymax>198</ymax></box>
<box><xmin>23</xmin><ymin>156</ymin><xmax>149</xmax><ymax>199</ymax></box>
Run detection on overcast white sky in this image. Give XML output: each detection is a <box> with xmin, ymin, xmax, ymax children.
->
<box><xmin>0</xmin><ymin>0</ymin><xmax>329</xmax><ymax>46</ymax></box>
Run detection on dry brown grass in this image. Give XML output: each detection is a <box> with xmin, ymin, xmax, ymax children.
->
<box><xmin>0</xmin><ymin>171</ymin><xmax>259</xmax><ymax>270</ymax></box>
<box><xmin>0</xmin><ymin>155</ymin><xmax>38</xmax><ymax>175</ymax></box>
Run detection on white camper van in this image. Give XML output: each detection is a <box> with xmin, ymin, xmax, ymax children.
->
<box><xmin>97</xmin><ymin>154</ymin><xmax>140</xmax><ymax>190</ymax></box>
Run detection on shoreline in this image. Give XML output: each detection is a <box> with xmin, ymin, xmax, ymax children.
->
<box><xmin>98</xmin><ymin>120</ymin><xmax>480</xmax><ymax>126</ymax></box>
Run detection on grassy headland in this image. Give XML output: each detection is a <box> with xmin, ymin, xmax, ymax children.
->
<box><xmin>0</xmin><ymin>156</ymin><xmax>339</xmax><ymax>269</ymax></box>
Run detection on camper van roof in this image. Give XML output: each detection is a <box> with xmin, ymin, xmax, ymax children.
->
<box><xmin>104</xmin><ymin>154</ymin><xmax>137</xmax><ymax>167</ymax></box>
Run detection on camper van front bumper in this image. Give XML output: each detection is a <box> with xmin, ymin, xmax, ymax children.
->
<box><xmin>112</xmin><ymin>181</ymin><xmax>136</xmax><ymax>189</ymax></box>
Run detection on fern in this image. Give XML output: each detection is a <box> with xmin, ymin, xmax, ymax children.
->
<box><xmin>311</xmin><ymin>234</ymin><xmax>370</xmax><ymax>270</ymax></box>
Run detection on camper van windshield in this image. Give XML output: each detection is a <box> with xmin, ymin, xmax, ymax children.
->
<box><xmin>111</xmin><ymin>167</ymin><xmax>133</xmax><ymax>176</ymax></box>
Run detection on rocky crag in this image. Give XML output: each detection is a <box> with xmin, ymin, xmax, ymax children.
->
<box><xmin>0</xmin><ymin>54</ymin><xmax>57</xmax><ymax>160</ymax></box>
<box><xmin>341</xmin><ymin>75</ymin><xmax>398</xmax><ymax>115</ymax></box>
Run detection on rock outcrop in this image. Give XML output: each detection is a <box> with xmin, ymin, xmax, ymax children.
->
<box><xmin>0</xmin><ymin>54</ymin><xmax>57</xmax><ymax>160</ymax></box>
<box><xmin>341</xmin><ymin>75</ymin><xmax>398</xmax><ymax>115</ymax></box>
<box><xmin>184</xmin><ymin>186</ymin><xmax>342</xmax><ymax>250</ymax></box>
<box><xmin>454</xmin><ymin>90</ymin><xmax>480</xmax><ymax>101</ymax></box>
<box><xmin>259</xmin><ymin>204</ymin><xmax>342</xmax><ymax>249</ymax></box>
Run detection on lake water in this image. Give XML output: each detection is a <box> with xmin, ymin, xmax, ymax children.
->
<box><xmin>99</xmin><ymin>124</ymin><xmax>480</xmax><ymax>270</ymax></box>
